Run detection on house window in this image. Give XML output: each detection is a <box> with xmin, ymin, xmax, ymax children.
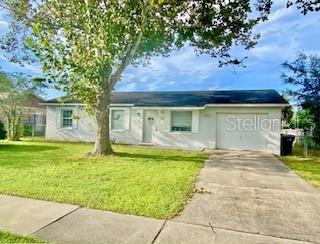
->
<box><xmin>61</xmin><ymin>109</ymin><xmax>73</xmax><ymax>128</ymax></box>
<box><xmin>111</xmin><ymin>110</ymin><xmax>125</xmax><ymax>130</ymax></box>
<box><xmin>171</xmin><ymin>111</ymin><xmax>192</xmax><ymax>132</ymax></box>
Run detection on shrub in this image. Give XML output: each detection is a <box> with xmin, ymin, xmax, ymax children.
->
<box><xmin>23</xmin><ymin>124</ymin><xmax>33</xmax><ymax>137</ymax></box>
<box><xmin>0</xmin><ymin>121</ymin><xmax>7</xmax><ymax>139</ymax></box>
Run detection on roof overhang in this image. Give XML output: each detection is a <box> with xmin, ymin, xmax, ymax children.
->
<box><xmin>132</xmin><ymin>106</ymin><xmax>204</xmax><ymax>110</ymax></box>
<box><xmin>205</xmin><ymin>103</ymin><xmax>288</xmax><ymax>108</ymax></box>
<box><xmin>40</xmin><ymin>103</ymin><xmax>288</xmax><ymax>108</ymax></box>
<box><xmin>40</xmin><ymin>103</ymin><xmax>83</xmax><ymax>106</ymax></box>
<box><xmin>40</xmin><ymin>103</ymin><xmax>134</xmax><ymax>107</ymax></box>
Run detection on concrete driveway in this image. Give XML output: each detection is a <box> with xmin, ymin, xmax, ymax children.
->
<box><xmin>172</xmin><ymin>150</ymin><xmax>320</xmax><ymax>243</ymax></box>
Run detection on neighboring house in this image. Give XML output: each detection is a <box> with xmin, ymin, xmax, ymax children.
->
<box><xmin>42</xmin><ymin>90</ymin><xmax>288</xmax><ymax>155</ymax></box>
<box><xmin>21</xmin><ymin>94</ymin><xmax>47</xmax><ymax>136</ymax></box>
<box><xmin>0</xmin><ymin>93</ymin><xmax>46</xmax><ymax>136</ymax></box>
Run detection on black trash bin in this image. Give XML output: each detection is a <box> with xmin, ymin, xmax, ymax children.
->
<box><xmin>280</xmin><ymin>134</ymin><xmax>295</xmax><ymax>156</ymax></box>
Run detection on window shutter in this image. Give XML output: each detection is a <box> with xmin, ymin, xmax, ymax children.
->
<box><xmin>164</xmin><ymin>110</ymin><xmax>171</xmax><ymax>132</ymax></box>
<box><xmin>124</xmin><ymin>108</ymin><xmax>131</xmax><ymax>131</ymax></box>
<box><xmin>192</xmin><ymin>110</ymin><xmax>200</xmax><ymax>133</ymax></box>
<box><xmin>56</xmin><ymin>107</ymin><xmax>61</xmax><ymax>128</ymax></box>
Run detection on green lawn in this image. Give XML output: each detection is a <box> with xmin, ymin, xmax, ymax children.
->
<box><xmin>0</xmin><ymin>140</ymin><xmax>207</xmax><ymax>219</ymax></box>
<box><xmin>281</xmin><ymin>146</ymin><xmax>320</xmax><ymax>189</ymax></box>
<box><xmin>0</xmin><ymin>231</ymin><xmax>44</xmax><ymax>243</ymax></box>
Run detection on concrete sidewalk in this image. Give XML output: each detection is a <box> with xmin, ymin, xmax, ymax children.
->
<box><xmin>0</xmin><ymin>195</ymin><xmax>164</xmax><ymax>244</ymax></box>
<box><xmin>0</xmin><ymin>195</ymin><xmax>78</xmax><ymax>235</ymax></box>
<box><xmin>0</xmin><ymin>194</ymin><xmax>312</xmax><ymax>243</ymax></box>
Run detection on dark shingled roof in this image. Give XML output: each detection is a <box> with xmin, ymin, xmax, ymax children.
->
<box><xmin>44</xmin><ymin>90</ymin><xmax>288</xmax><ymax>107</ymax></box>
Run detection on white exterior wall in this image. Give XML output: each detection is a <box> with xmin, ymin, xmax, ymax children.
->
<box><xmin>46</xmin><ymin>105</ymin><xmax>97</xmax><ymax>142</ymax></box>
<box><xmin>148</xmin><ymin>108</ymin><xmax>213</xmax><ymax>149</ymax></box>
<box><xmin>45</xmin><ymin>105</ymin><xmax>282</xmax><ymax>155</ymax></box>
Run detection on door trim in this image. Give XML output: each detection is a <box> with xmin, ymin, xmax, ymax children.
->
<box><xmin>143</xmin><ymin>110</ymin><xmax>156</xmax><ymax>143</ymax></box>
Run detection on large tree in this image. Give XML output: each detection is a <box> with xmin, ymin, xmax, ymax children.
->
<box><xmin>282</xmin><ymin>53</ymin><xmax>320</xmax><ymax>139</ymax></box>
<box><xmin>0</xmin><ymin>0</ymin><xmax>319</xmax><ymax>155</ymax></box>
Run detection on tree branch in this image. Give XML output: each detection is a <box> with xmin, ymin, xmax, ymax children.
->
<box><xmin>109</xmin><ymin>30</ymin><xmax>143</xmax><ymax>90</ymax></box>
<box><xmin>108</xmin><ymin>0</ymin><xmax>147</xmax><ymax>90</ymax></box>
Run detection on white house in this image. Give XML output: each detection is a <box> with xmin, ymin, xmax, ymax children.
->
<box><xmin>42</xmin><ymin>90</ymin><xmax>288</xmax><ymax>155</ymax></box>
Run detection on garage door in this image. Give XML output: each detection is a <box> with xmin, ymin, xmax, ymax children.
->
<box><xmin>216</xmin><ymin>113</ymin><xmax>268</xmax><ymax>151</ymax></box>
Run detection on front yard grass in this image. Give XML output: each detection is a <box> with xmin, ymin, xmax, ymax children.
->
<box><xmin>0</xmin><ymin>231</ymin><xmax>45</xmax><ymax>243</ymax></box>
<box><xmin>0</xmin><ymin>140</ymin><xmax>207</xmax><ymax>219</ymax></box>
<box><xmin>281</xmin><ymin>145</ymin><xmax>320</xmax><ymax>189</ymax></box>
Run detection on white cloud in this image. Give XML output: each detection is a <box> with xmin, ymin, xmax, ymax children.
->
<box><xmin>116</xmin><ymin>45</ymin><xmax>222</xmax><ymax>92</ymax></box>
<box><xmin>250</xmin><ymin>44</ymin><xmax>288</xmax><ymax>59</ymax></box>
<box><xmin>267</xmin><ymin>5</ymin><xmax>295</xmax><ymax>23</ymax></box>
<box><xmin>118</xmin><ymin>82</ymin><xmax>137</xmax><ymax>91</ymax></box>
<box><xmin>146</xmin><ymin>80</ymin><xmax>160</xmax><ymax>91</ymax></box>
<box><xmin>247</xmin><ymin>2</ymin><xmax>320</xmax><ymax>65</ymax></box>
<box><xmin>0</xmin><ymin>9</ymin><xmax>9</xmax><ymax>31</ymax></box>
<box><xmin>208</xmin><ymin>84</ymin><xmax>224</xmax><ymax>91</ymax></box>
<box><xmin>24</xmin><ymin>63</ymin><xmax>42</xmax><ymax>74</ymax></box>
<box><xmin>0</xmin><ymin>20</ymin><xmax>8</xmax><ymax>30</ymax></box>
<box><xmin>255</xmin><ymin>6</ymin><xmax>319</xmax><ymax>39</ymax></box>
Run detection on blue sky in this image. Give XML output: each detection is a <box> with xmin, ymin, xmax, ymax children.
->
<box><xmin>0</xmin><ymin>1</ymin><xmax>319</xmax><ymax>99</ymax></box>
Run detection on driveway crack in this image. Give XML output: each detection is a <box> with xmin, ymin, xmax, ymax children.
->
<box><xmin>151</xmin><ymin>220</ymin><xmax>167</xmax><ymax>244</ymax></box>
<box><xmin>208</xmin><ymin>222</ymin><xmax>216</xmax><ymax>233</ymax></box>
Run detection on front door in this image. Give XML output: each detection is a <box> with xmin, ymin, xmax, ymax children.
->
<box><xmin>143</xmin><ymin>110</ymin><xmax>157</xmax><ymax>143</ymax></box>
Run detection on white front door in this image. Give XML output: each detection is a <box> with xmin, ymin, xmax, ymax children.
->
<box><xmin>143</xmin><ymin>110</ymin><xmax>157</xmax><ymax>143</ymax></box>
<box><xmin>216</xmin><ymin>113</ymin><xmax>268</xmax><ymax>151</ymax></box>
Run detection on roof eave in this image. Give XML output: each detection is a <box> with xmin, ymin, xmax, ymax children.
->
<box><xmin>40</xmin><ymin>103</ymin><xmax>289</xmax><ymax>108</ymax></box>
<box><xmin>205</xmin><ymin>103</ymin><xmax>289</xmax><ymax>108</ymax></box>
<box><xmin>40</xmin><ymin>103</ymin><xmax>135</xmax><ymax>107</ymax></box>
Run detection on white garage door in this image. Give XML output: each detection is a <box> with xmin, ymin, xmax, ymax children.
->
<box><xmin>216</xmin><ymin>113</ymin><xmax>268</xmax><ymax>151</ymax></box>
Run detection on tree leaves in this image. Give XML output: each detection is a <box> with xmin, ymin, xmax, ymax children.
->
<box><xmin>32</xmin><ymin>22</ymin><xmax>41</xmax><ymax>36</ymax></box>
<box><xmin>282</xmin><ymin>53</ymin><xmax>320</xmax><ymax>134</ymax></box>
<box><xmin>0</xmin><ymin>0</ymin><xmax>319</xmax><ymax>111</ymax></box>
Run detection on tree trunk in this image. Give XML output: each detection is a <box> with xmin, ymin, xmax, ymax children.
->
<box><xmin>13</xmin><ymin>116</ymin><xmax>22</xmax><ymax>141</ymax></box>
<box><xmin>92</xmin><ymin>89</ymin><xmax>113</xmax><ymax>155</ymax></box>
<box><xmin>91</xmin><ymin>30</ymin><xmax>143</xmax><ymax>155</ymax></box>
<box><xmin>6</xmin><ymin>116</ymin><xmax>12</xmax><ymax>140</ymax></box>
<box><xmin>6</xmin><ymin>111</ymin><xmax>21</xmax><ymax>141</ymax></box>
